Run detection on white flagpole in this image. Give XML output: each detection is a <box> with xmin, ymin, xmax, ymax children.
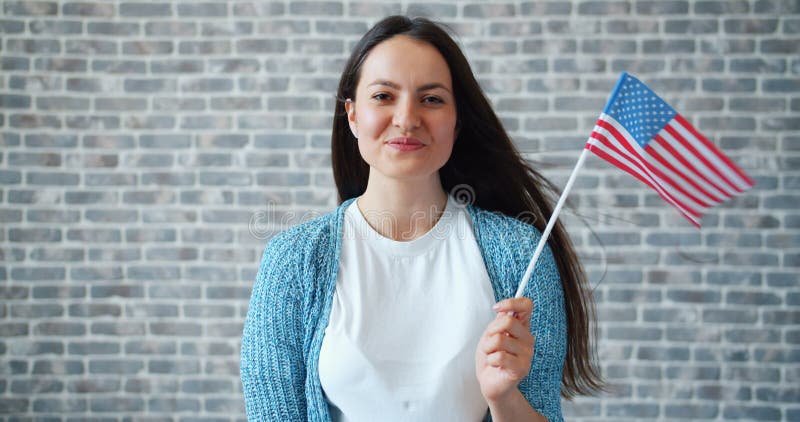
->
<box><xmin>514</xmin><ymin>148</ymin><xmax>590</xmax><ymax>298</ymax></box>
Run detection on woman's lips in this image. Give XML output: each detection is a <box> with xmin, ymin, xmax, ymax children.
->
<box><xmin>386</xmin><ymin>137</ymin><xmax>425</xmax><ymax>151</ymax></box>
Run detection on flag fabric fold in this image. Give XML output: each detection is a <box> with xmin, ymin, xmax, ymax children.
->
<box><xmin>585</xmin><ymin>72</ymin><xmax>755</xmax><ymax>227</ymax></box>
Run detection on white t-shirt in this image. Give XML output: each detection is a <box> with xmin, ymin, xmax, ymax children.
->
<box><xmin>318</xmin><ymin>195</ymin><xmax>496</xmax><ymax>422</ymax></box>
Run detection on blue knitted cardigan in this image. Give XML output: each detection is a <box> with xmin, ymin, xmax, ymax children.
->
<box><xmin>241</xmin><ymin>197</ymin><xmax>566</xmax><ymax>421</ymax></box>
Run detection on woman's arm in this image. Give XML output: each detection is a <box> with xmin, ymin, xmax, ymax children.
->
<box><xmin>476</xmin><ymin>297</ymin><xmax>548</xmax><ymax>422</ymax></box>
<box><xmin>240</xmin><ymin>234</ymin><xmax>308</xmax><ymax>420</ymax></box>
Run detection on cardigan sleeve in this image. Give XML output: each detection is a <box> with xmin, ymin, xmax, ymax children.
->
<box><xmin>240</xmin><ymin>231</ymin><xmax>308</xmax><ymax>421</ymax></box>
<box><xmin>478</xmin><ymin>214</ymin><xmax>567</xmax><ymax>422</ymax></box>
<box><xmin>518</xmin><ymin>237</ymin><xmax>566</xmax><ymax>422</ymax></box>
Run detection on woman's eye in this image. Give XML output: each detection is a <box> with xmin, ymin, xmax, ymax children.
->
<box><xmin>371</xmin><ymin>93</ymin><xmax>391</xmax><ymax>101</ymax></box>
<box><xmin>423</xmin><ymin>96</ymin><xmax>444</xmax><ymax>104</ymax></box>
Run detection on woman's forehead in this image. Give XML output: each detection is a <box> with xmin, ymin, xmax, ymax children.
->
<box><xmin>357</xmin><ymin>35</ymin><xmax>453</xmax><ymax>90</ymax></box>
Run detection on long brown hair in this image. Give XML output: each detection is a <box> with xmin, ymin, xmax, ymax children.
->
<box><xmin>330</xmin><ymin>15</ymin><xmax>603</xmax><ymax>399</ymax></box>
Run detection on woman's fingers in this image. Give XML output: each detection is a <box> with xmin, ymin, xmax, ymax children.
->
<box><xmin>483</xmin><ymin>313</ymin><xmax>532</xmax><ymax>342</ymax></box>
<box><xmin>493</xmin><ymin>297</ymin><xmax>533</xmax><ymax>325</ymax></box>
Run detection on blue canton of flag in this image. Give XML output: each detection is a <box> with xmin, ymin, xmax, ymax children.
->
<box><xmin>585</xmin><ymin>72</ymin><xmax>755</xmax><ymax>227</ymax></box>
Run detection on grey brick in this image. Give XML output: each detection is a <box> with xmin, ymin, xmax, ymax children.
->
<box><xmin>464</xmin><ymin>3</ymin><xmax>516</xmax><ymax>17</ymax></box>
<box><xmin>205</xmin><ymin>398</ymin><xmax>243</xmax><ymax>413</ymax></box>
<box><xmin>754</xmin><ymin>0</ymin><xmax>800</xmax><ymax>13</ymax></box>
<box><xmin>180</xmin><ymin>115</ymin><xmax>233</xmax><ymax>129</ymax></box>
<box><xmin>120</xmin><ymin>2</ymin><xmax>171</xmax><ymax>17</ymax></box>
<box><xmin>1</xmin><ymin>19</ymin><xmax>25</xmax><ymax>33</ymax></box>
<box><xmin>2</xmin><ymin>56</ymin><xmax>30</xmax><ymax>70</ymax></box>
<box><xmin>754</xmin><ymin>348</ymin><xmax>800</xmax><ymax>363</ymax></box>
<box><xmin>126</xmin><ymin>304</ymin><xmax>179</xmax><ymax>318</ymax></box>
<box><xmin>32</xmin><ymin>398</ymin><xmax>86</xmax><ymax>412</ymax></box>
<box><xmin>148</xmin><ymin>360</ymin><xmax>200</xmax><ymax>375</ymax></box>
<box><xmin>724</xmin><ymin>18</ymin><xmax>779</xmax><ymax>34</ymax></box>
<box><xmin>181</xmin><ymin>379</ymin><xmax>234</xmax><ymax>394</ymax></box>
<box><xmin>666</xmin><ymin>365</ymin><xmax>720</xmax><ymax>380</ymax></box>
<box><xmin>89</xmin><ymin>397</ymin><xmax>144</xmax><ymax>412</ymax></box>
<box><xmin>125</xmin><ymin>340</ymin><xmax>177</xmax><ymax>355</ymax></box>
<box><xmin>34</xmin><ymin>321</ymin><xmax>85</xmax><ymax>336</ymax></box>
<box><xmin>92</xmin><ymin>59</ymin><xmax>146</xmax><ymax>74</ymax></box>
<box><xmin>10</xmin><ymin>378</ymin><xmax>64</xmax><ymax>394</ymax></box>
<box><xmin>704</xmin><ymin>309</ymin><xmax>758</xmax><ymax>324</ymax></box>
<box><xmin>8</xmin><ymin>151</ymin><xmax>60</xmax><ymax>166</ymax></box>
<box><xmin>10</xmin><ymin>304</ymin><xmax>64</xmax><ymax>318</ymax></box>
<box><xmin>763</xmin><ymin>310</ymin><xmax>800</xmax><ymax>325</ymax></box>
<box><xmin>0</xmin><ymin>323</ymin><xmax>29</xmax><ymax>337</ymax></box>
<box><xmin>31</xmin><ymin>360</ymin><xmax>84</xmax><ymax>375</ymax></box>
<box><xmin>32</xmin><ymin>285</ymin><xmax>85</xmax><ymax>299</ymax></box>
<box><xmin>10</xmin><ymin>114</ymin><xmax>62</xmax><ymax>129</ymax></box>
<box><xmin>35</xmin><ymin>57</ymin><xmax>87</xmax><ymax>72</ymax></box>
<box><xmin>91</xmin><ymin>322</ymin><xmax>145</xmax><ymax>336</ymax></box>
<box><xmin>149</xmin><ymin>285</ymin><xmax>201</xmax><ymax>300</ymax></box>
<box><xmin>124</xmin><ymin>378</ymin><xmax>179</xmax><ymax>394</ymax></box>
<box><xmin>177</xmin><ymin>2</ymin><xmax>227</xmax><ymax>17</ymax></box>
<box><xmin>150</xmin><ymin>322</ymin><xmax>202</xmax><ymax>336</ymax></box>
<box><xmin>235</xmin><ymin>38</ymin><xmax>287</xmax><ymax>54</ymax></box>
<box><xmin>701</xmin><ymin>39</ymin><xmax>755</xmax><ymax>54</ymax></box>
<box><xmin>149</xmin><ymin>397</ymin><xmax>201</xmax><ymax>412</ymax></box>
<box><xmin>293</xmin><ymin>39</ymin><xmax>343</xmax><ymax>55</ymax></box>
<box><xmin>409</xmin><ymin>4</ymin><xmax>460</xmax><ymax>17</ymax></box>
<box><xmin>91</xmin><ymin>285</ymin><xmax>144</xmax><ymax>298</ymax></box>
<box><xmin>183</xmin><ymin>190</ymin><xmax>235</xmax><ymax>205</ymax></box>
<box><xmin>636</xmin><ymin>0</ymin><xmax>689</xmax><ymax>14</ymax></box>
<box><xmin>667</xmin><ymin>289</ymin><xmax>721</xmax><ymax>304</ymax></box>
<box><xmin>67</xmin><ymin>379</ymin><xmax>120</xmax><ymax>393</ymax></box>
<box><xmin>578</xmin><ymin>1</ymin><xmax>629</xmax><ymax>15</ymax></box>
<box><xmin>66</xmin><ymin>228</ymin><xmax>121</xmax><ymax>242</ymax></box>
<box><xmin>65</xmin><ymin>39</ymin><xmax>117</xmax><ymax>54</ymax></box>
<box><xmin>66</xmin><ymin>115</ymin><xmax>121</xmax><ymax>130</ymax></box>
<box><xmin>7</xmin><ymin>38</ymin><xmax>61</xmax><ymax>54</ymax></box>
<box><xmin>67</xmin><ymin>341</ymin><xmax>120</xmax><ymax>355</ymax></box>
<box><xmin>62</xmin><ymin>2</ymin><xmax>115</xmax><ymax>16</ymax></box>
<box><xmin>85</xmin><ymin>209</ymin><xmax>138</xmax><ymax>223</ymax></box>
<box><xmin>142</xmin><ymin>209</ymin><xmax>198</xmax><ymax>223</ymax></box>
<box><xmin>68</xmin><ymin>303</ymin><xmax>122</xmax><ymax>317</ymax></box>
<box><xmin>695</xmin><ymin>0</ymin><xmax>749</xmax><ymax>14</ymax></box>
<box><xmin>122</xmin><ymin>41</ymin><xmax>175</xmax><ymax>56</ymax></box>
<box><xmin>152</xmin><ymin>97</ymin><xmax>206</xmax><ymax>112</ymax></box>
<box><xmin>725</xmin><ymin>367</ymin><xmax>780</xmax><ymax>382</ymax></box>
<box><xmin>145</xmin><ymin>21</ymin><xmax>196</xmax><ymax>36</ymax></box>
<box><xmin>607</xmin><ymin>403</ymin><xmax>659</xmax><ymax>418</ymax></box>
<box><xmin>1</xmin><ymin>94</ymin><xmax>31</xmax><ymax>108</ymax></box>
<box><xmin>761</xmin><ymin>39</ymin><xmax>800</xmax><ymax>53</ymax></box>
<box><xmin>665</xmin><ymin>19</ymin><xmax>719</xmax><ymax>34</ymax></box>
<box><xmin>726</xmin><ymin>291</ymin><xmax>781</xmax><ymax>305</ymax></box>
<box><xmin>87</xmin><ymin>21</ymin><xmax>139</xmax><ymax>36</ymax></box>
<box><xmin>730</xmin><ymin>97</ymin><xmax>785</xmax><ymax>112</ymax></box>
<box><xmin>232</xmin><ymin>1</ymin><xmax>284</xmax><ymax>16</ymax></box>
<box><xmin>9</xmin><ymin>228</ymin><xmax>62</xmax><ymax>242</ymax></box>
<box><xmin>707</xmin><ymin>271</ymin><xmax>761</xmax><ymax>286</ymax></box>
<box><xmin>178</xmin><ymin>40</ymin><xmax>230</xmax><ymax>55</ymax></box>
<box><xmin>204</xmin><ymin>21</ymin><xmax>253</xmax><ymax>36</ymax></box>
<box><xmin>665</xmin><ymin>403</ymin><xmax>719</xmax><ymax>418</ymax></box>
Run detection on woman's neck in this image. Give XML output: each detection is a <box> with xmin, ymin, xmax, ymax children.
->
<box><xmin>356</xmin><ymin>173</ymin><xmax>448</xmax><ymax>242</ymax></box>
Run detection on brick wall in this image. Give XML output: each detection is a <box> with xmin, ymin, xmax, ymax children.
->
<box><xmin>1</xmin><ymin>0</ymin><xmax>797</xmax><ymax>420</ymax></box>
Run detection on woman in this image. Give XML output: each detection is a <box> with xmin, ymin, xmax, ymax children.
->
<box><xmin>241</xmin><ymin>15</ymin><xmax>602</xmax><ymax>422</ymax></box>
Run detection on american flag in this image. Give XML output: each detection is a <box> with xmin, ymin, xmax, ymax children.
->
<box><xmin>585</xmin><ymin>72</ymin><xmax>755</xmax><ymax>227</ymax></box>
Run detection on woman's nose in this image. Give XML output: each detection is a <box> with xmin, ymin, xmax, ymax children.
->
<box><xmin>392</xmin><ymin>97</ymin><xmax>421</xmax><ymax>132</ymax></box>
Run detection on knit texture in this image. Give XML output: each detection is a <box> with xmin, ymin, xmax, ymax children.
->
<box><xmin>241</xmin><ymin>198</ymin><xmax>567</xmax><ymax>421</ymax></box>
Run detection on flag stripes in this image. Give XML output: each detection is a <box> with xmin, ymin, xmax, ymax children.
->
<box><xmin>586</xmin><ymin>112</ymin><xmax>754</xmax><ymax>227</ymax></box>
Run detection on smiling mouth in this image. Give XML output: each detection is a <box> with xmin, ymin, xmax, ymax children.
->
<box><xmin>386</xmin><ymin>137</ymin><xmax>425</xmax><ymax>151</ymax></box>
<box><xmin>386</xmin><ymin>137</ymin><xmax>424</xmax><ymax>146</ymax></box>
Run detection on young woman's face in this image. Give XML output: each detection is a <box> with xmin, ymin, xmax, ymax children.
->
<box><xmin>345</xmin><ymin>35</ymin><xmax>458</xmax><ymax>184</ymax></box>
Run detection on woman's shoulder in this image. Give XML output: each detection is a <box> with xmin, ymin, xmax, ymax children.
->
<box><xmin>467</xmin><ymin>205</ymin><xmax>543</xmax><ymax>247</ymax></box>
<box><xmin>260</xmin><ymin>203</ymin><xmax>348</xmax><ymax>263</ymax></box>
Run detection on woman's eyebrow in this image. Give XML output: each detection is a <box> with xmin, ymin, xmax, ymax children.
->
<box><xmin>367</xmin><ymin>79</ymin><xmax>452</xmax><ymax>94</ymax></box>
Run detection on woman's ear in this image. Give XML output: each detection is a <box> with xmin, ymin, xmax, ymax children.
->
<box><xmin>345</xmin><ymin>99</ymin><xmax>358</xmax><ymax>139</ymax></box>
